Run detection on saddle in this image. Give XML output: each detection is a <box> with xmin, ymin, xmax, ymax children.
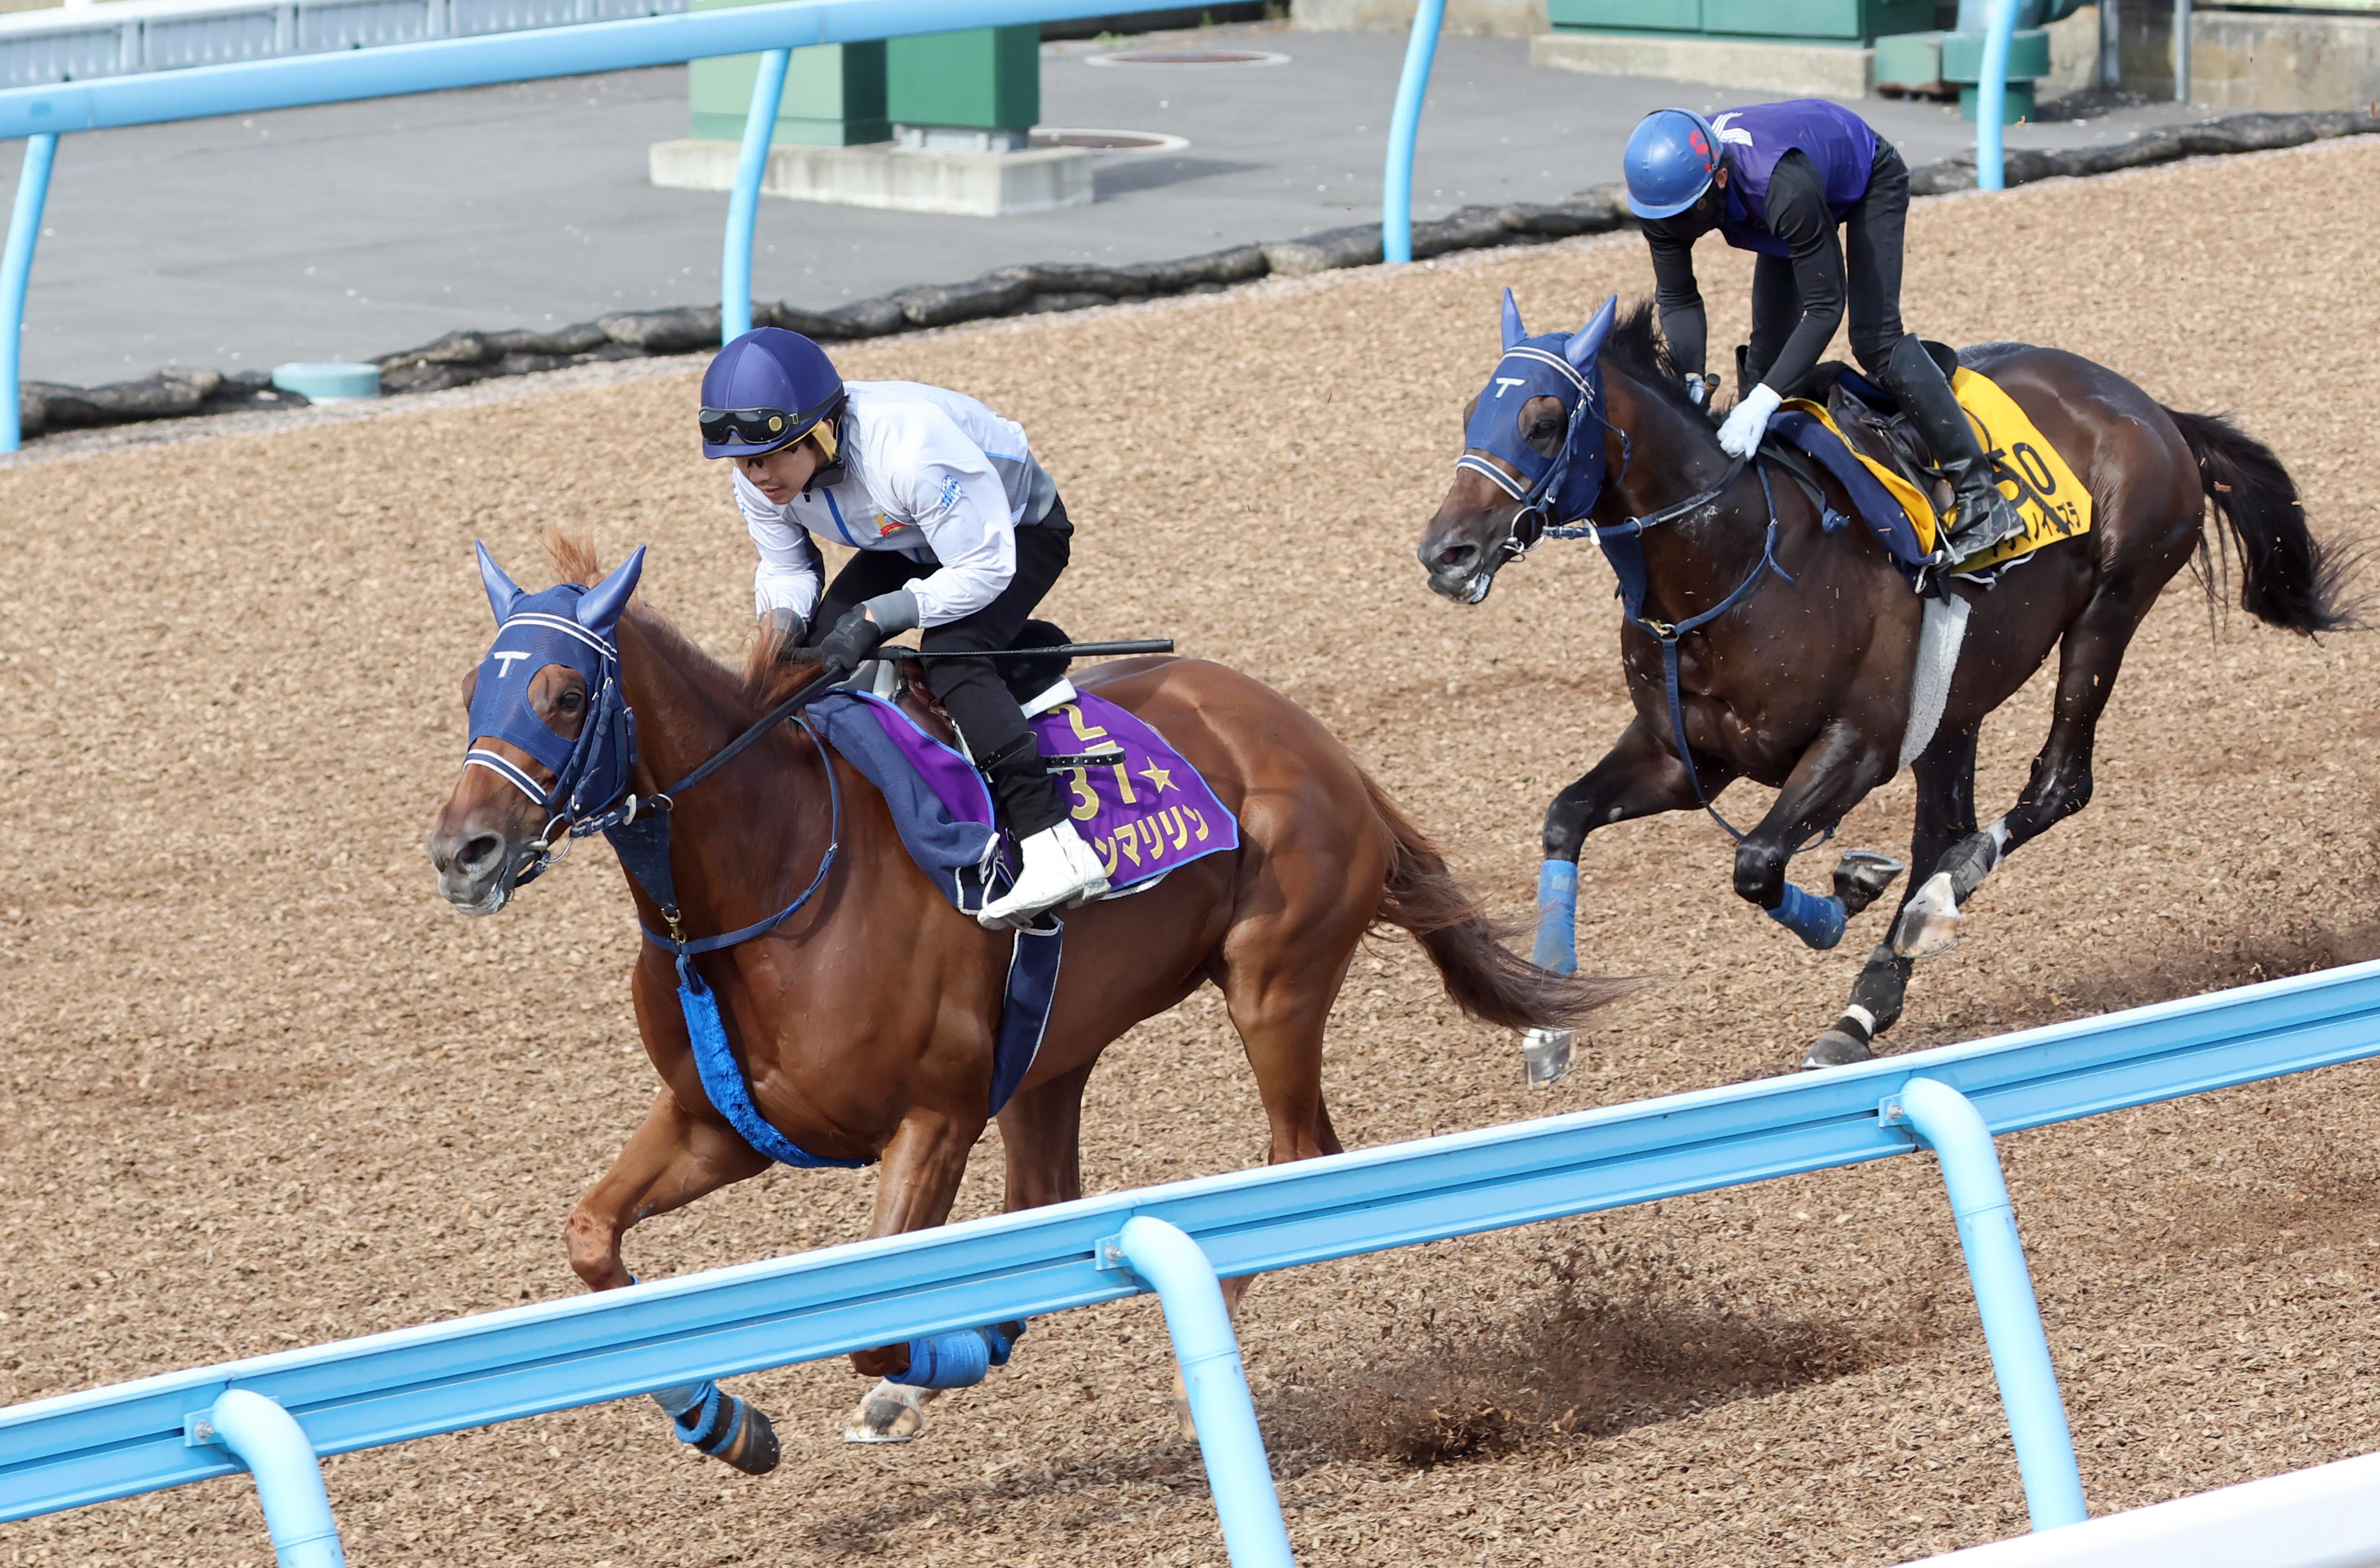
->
<box><xmin>1791</xmin><ymin>342</ymin><xmax>1962</xmax><ymax>520</ymax></box>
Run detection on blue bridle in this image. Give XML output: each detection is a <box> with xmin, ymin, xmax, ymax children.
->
<box><xmin>1456</xmin><ymin>291</ymin><xmax>1621</xmax><ymax>556</ymax></box>
<box><xmin>464</xmin><ymin>542</ymin><xmax>644</xmax><ymax>885</ymax></box>
<box><xmin>1458</xmin><ymin>292</ymin><xmax>1800</xmax><ymax>847</ymax></box>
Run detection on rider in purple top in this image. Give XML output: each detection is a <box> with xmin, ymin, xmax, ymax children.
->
<box><xmin>1623</xmin><ymin>100</ymin><xmax>2024</xmax><ymax>558</ymax></box>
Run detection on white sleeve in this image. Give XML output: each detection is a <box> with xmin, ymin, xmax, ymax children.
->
<box><xmin>888</xmin><ymin>439</ymin><xmax>1018</xmax><ymax>627</ymax></box>
<box><xmin>734</xmin><ymin>472</ymin><xmax>823</xmax><ymax>624</ymax></box>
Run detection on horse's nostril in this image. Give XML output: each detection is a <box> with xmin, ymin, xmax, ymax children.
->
<box><xmin>458</xmin><ymin>833</ymin><xmax>504</xmax><ymax>873</ymax></box>
<box><xmin>1438</xmin><ymin>544</ymin><xmax>1475</xmax><ymax>569</ymax></box>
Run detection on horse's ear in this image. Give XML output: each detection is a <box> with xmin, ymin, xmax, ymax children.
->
<box><xmin>474</xmin><ymin>540</ymin><xmax>524</xmax><ymax>624</ymax></box>
<box><xmin>1501</xmin><ymin>287</ymin><xmax>1526</xmax><ymax>351</ymax></box>
<box><xmin>1564</xmin><ymin>295</ymin><xmax>1619</xmax><ymax>370</ymax></box>
<box><xmin>575</xmin><ymin>544</ymin><xmax>647</xmax><ymax>637</ymax></box>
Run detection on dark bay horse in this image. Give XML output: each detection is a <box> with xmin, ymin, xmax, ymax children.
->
<box><xmin>1417</xmin><ymin>295</ymin><xmax>2346</xmax><ymax>1074</ymax></box>
<box><xmin>426</xmin><ymin>533</ymin><xmax>1622</xmax><ymax>1463</ymax></box>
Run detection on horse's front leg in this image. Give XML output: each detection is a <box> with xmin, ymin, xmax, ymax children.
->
<box><xmin>565</xmin><ymin>1092</ymin><xmax>780</xmax><ymax>1473</ymax></box>
<box><xmin>843</xmin><ymin>1102</ymin><xmax>1000</xmax><ymax>1445</ymax></box>
<box><xmin>1526</xmin><ymin>715</ymin><xmax>1724</xmax><ymax>1086</ymax></box>
<box><xmin>1732</xmin><ymin>720</ymin><xmax>1902</xmax><ymax>954</ymax></box>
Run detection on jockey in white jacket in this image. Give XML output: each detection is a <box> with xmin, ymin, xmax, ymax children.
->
<box><xmin>701</xmin><ymin>327</ymin><xmax>1108</xmax><ymax>927</ymax></box>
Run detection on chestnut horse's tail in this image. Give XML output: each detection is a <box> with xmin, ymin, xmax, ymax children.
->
<box><xmin>2162</xmin><ymin>405</ymin><xmax>2356</xmax><ymax>634</ymax></box>
<box><xmin>1359</xmin><ymin>769</ymin><xmax>1635</xmax><ymax>1032</ymax></box>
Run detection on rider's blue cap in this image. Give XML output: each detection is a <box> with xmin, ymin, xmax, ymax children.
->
<box><xmin>1623</xmin><ymin>108</ymin><xmax>1722</xmax><ymax>220</ymax></box>
<box><xmin>699</xmin><ymin>327</ymin><xmax>844</xmax><ymax>460</ymax></box>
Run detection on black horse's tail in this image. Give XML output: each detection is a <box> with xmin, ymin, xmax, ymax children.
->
<box><xmin>2161</xmin><ymin>405</ymin><xmax>2356</xmax><ymax>634</ymax></box>
<box><xmin>1359</xmin><ymin>770</ymin><xmax>1637</xmax><ymax>1033</ymax></box>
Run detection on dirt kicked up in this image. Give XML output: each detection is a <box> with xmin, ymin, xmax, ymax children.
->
<box><xmin>4</xmin><ymin>135</ymin><xmax>2379</xmax><ymax>1568</ymax></box>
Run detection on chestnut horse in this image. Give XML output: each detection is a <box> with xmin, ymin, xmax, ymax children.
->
<box><xmin>426</xmin><ymin>533</ymin><xmax>1621</xmax><ymax>1465</ymax></box>
<box><xmin>1417</xmin><ymin>296</ymin><xmax>2346</xmax><ymax>1074</ymax></box>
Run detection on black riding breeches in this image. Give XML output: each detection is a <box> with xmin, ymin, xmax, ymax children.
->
<box><xmin>812</xmin><ymin>495</ymin><xmax>1074</xmax><ymax>837</ymax></box>
<box><xmin>1748</xmin><ymin>140</ymin><xmax>1913</xmax><ymax>388</ymax></box>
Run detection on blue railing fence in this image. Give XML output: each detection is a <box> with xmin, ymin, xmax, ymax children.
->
<box><xmin>1378</xmin><ymin>0</ymin><xmax>2033</xmax><ymax>264</ymax></box>
<box><xmin>9</xmin><ymin>960</ymin><xmax>2380</xmax><ymax>1563</ymax></box>
<box><xmin>0</xmin><ymin>0</ymin><xmax>1151</xmax><ymax>451</ymax></box>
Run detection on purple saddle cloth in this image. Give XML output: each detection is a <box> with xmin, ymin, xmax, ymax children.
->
<box><xmin>804</xmin><ymin>687</ymin><xmax>1240</xmax><ymax>915</ymax></box>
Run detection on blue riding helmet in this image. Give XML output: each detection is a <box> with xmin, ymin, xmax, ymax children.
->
<box><xmin>1624</xmin><ymin>108</ymin><xmax>1722</xmax><ymax>220</ymax></box>
<box><xmin>700</xmin><ymin>327</ymin><xmax>843</xmax><ymax>459</ymax></box>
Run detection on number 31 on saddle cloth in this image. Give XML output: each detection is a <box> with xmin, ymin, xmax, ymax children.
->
<box><xmin>1772</xmin><ymin>366</ymin><xmax>2094</xmax><ymax>580</ymax></box>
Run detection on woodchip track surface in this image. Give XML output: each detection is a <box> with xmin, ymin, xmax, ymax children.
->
<box><xmin>4</xmin><ymin>136</ymin><xmax>2379</xmax><ymax>1568</ymax></box>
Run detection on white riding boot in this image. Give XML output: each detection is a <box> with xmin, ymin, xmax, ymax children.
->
<box><xmin>978</xmin><ymin>820</ymin><xmax>1110</xmax><ymax>929</ymax></box>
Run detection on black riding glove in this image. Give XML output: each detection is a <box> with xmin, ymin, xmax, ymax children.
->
<box><xmin>813</xmin><ymin>606</ymin><xmax>888</xmax><ymax>682</ymax></box>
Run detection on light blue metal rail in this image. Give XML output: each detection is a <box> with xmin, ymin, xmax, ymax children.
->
<box><xmin>9</xmin><ymin>960</ymin><xmax>2380</xmax><ymax>1563</ymax></box>
<box><xmin>1977</xmin><ymin>0</ymin><xmax>2018</xmax><ymax>189</ymax></box>
<box><xmin>0</xmin><ymin>0</ymin><xmax>1142</xmax><ymax>451</ymax></box>
<box><xmin>721</xmin><ymin>44</ymin><xmax>790</xmax><ymax>342</ymax></box>
<box><xmin>1379</xmin><ymin>0</ymin><xmax>1445</xmax><ymax>265</ymax></box>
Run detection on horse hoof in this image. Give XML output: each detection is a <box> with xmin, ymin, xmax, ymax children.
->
<box><xmin>1832</xmin><ymin>850</ymin><xmax>1906</xmax><ymax>918</ymax></box>
<box><xmin>843</xmin><ymin>1380</ymin><xmax>939</xmax><ymax>1444</ymax></box>
<box><xmin>1802</xmin><ymin>1028</ymin><xmax>1875</xmax><ymax>1069</ymax></box>
<box><xmin>716</xmin><ymin>1402</ymin><xmax>782</xmax><ymax>1475</ymax></box>
<box><xmin>1890</xmin><ymin>871</ymin><xmax>1961</xmax><ymax>959</ymax></box>
<box><xmin>1521</xmin><ymin>1028</ymin><xmax>1575</xmax><ymax>1088</ymax></box>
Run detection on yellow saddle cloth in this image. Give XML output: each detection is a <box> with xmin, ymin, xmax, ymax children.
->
<box><xmin>1781</xmin><ymin>367</ymin><xmax>2094</xmax><ymax>575</ymax></box>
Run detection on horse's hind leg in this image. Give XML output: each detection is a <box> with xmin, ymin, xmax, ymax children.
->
<box><xmin>1890</xmin><ymin>591</ymin><xmax>2147</xmax><ymax>960</ymax></box>
<box><xmin>1807</xmin><ymin>721</ymin><xmax>1979</xmax><ymax>1067</ymax></box>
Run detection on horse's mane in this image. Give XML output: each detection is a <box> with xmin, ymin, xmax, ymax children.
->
<box><xmin>1603</xmin><ymin>298</ymin><xmax>1717</xmax><ymax>434</ymax></box>
<box><xmin>543</xmin><ymin>530</ymin><xmax>790</xmax><ymax>714</ymax></box>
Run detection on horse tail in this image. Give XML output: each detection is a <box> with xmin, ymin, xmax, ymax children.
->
<box><xmin>1359</xmin><ymin>769</ymin><xmax>1636</xmax><ymax>1032</ymax></box>
<box><xmin>2161</xmin><ymin>405</ymin><xmax>2357</xmax><ymax>634</ymax></box>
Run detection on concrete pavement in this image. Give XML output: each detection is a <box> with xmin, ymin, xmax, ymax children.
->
<box><xmin>2</xmin><ymin>19</ymin><xmax>2208</xmax><ymax>386</ymax></box>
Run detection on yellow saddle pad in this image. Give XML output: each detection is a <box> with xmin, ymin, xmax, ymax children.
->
<box><xmin>1781</xmin><ymin>367</ymin><xmax>2093</xmax><ymax>574</ymax></box>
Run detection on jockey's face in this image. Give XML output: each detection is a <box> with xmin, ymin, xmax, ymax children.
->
<box><xmin>736</xmin><ymin>433</ymin><xmax>826</xmax><ymax>504</ymax></box>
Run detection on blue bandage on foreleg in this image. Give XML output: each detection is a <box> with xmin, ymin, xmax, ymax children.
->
<box><xmin>652</xmin><ymin>1379</ymin><xmax>743</xmax><ymax>1452</ymax></box>
<box><xmin>1765</xmin><ymin>882</ymin><xmax>1847</xmax><ymax>950</ymax></box>
<box><xmin>1530</xmin><ymin>859</ymin><xmax>1580</xmax><ymax>975</ymax></box>
<box><xmin>887</xmin><ymin>1320</ymin><xmax>1029</xmax><ymax>1390</ymax></box>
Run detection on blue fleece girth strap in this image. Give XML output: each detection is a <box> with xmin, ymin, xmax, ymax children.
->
<box><xmin>676</xmin><ymin>969</ymin><xmax>869</xmax><ymax>1169</ymax></box>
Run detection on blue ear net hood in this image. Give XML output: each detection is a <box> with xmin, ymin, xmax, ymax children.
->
<box><xmin>464</xmin><ymin>543</ymin><xmax>646</xmax><ymax>837</ymax></box>
<box><xmin>1456</xmin><ymin>291</ymin><xmax>1619</xmax><ymax>530</ymax></box>
<box><xmin>699</xmin><ymin>328</ymin><xmax>843</xmax><ymax>459</ymax></box>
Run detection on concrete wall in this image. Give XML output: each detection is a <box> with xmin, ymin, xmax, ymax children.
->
<box><xmin>2043</xmin><ymin>2</ymin><xmax>2101</xmax><ymax>93</ymax></box>
<box><xmin>2119</xmin><ymin>4</ymin><xmax>2380</xmax><ymax>110</ymax></box>
<box><xmin>1291</xmin><ymin>0</ymin><xmax>1544</xmax><ymax>38</ymax></box>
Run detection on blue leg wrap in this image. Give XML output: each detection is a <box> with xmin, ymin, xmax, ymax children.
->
<box><xmin>1530</xmin><ymin>860</ymin><xmax>1580</xmax><ymax>975</ymax></box>
<box><xmin>1766</xmin><ymin>881</ymin><xmax>1847</xmax><ymax>951</ymax></box>
<box><xmin>888</xmin><ymin>1320</ymin><xmax>1029</xmax><ymax>1391</ymax></box>
<box><xmin>652</xmin><ymin>1379</ymin><xmax>744</xmax><ymax>1455</ymax></box>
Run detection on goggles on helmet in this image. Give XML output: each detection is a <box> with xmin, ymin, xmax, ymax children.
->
<box><xmin>698</xmin><ymin>393</ymin><xmax>841</xmax><ymax>454</ymax></box>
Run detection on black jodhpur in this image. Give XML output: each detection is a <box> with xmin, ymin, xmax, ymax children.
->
<box><xmin>812</xmin><ymin>496</ymin><xmax>1074</xmax><ymax>838</ymax></box>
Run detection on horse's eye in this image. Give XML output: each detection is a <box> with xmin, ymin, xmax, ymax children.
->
<box><xmin>558</xmin><ymin>690</ymin><xmax>583</xmax><ymax>711</ymax></box>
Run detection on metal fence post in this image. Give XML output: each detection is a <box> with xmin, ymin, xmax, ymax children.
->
<box><xmin>1112</xmin><ymin>1216</ymin><xmax>1295</xmax><ymax>1568</ymax></box>
<box><xmin>1884</xmin><ymin>1077</ymin><xmax>2087</xmax><ymax>1531</ymax></box>
<box><xmin>189</xmin><ymin>1389</ymin><xmax>347</xmax><ymax>1568</ymax></box>
<box><xmin>720</xmin><ymin>44</ymin><xmax>789</xmax><ymax>342</ymax></box>
<box><xmin>1975</xmin><ymin>0</ymin><xmax>2015</xmax><ymax>189</ymax></box>
<box><xmin>2173</xmin><ymin>0</ymin><xmax>2191</xmax><ymax>101</ymax></box>
<box><xmin>0</xmin><ymin>131</ymin><xmax>57</xmax><ymax>454</ymax></box>
<box><xmin>1379</xmin><ymin>0</ymin><xmax>1446</xmax><ymax>266</ymax></box>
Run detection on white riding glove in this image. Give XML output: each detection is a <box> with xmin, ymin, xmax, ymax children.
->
<box><xmin>1715</xmin><ymin>383</ymin><xmax>1783</xmax><ymax>460</ymax></box>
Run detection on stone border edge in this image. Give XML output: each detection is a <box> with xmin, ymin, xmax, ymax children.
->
<box><xmin>18</xmin><ymin>107</ymin><xmax>2374</xmax><ymax>443</ymax></box>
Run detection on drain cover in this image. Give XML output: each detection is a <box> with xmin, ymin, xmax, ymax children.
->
<box><xmin>1032</xmin><ymin>128</ymin><xmax>1192</xmax><ymax>152</ymax></box>
<box><xmin>1085</xmin><ymin>47</ymin><xmax>1288</xmax><ymax>67</ymax></box>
